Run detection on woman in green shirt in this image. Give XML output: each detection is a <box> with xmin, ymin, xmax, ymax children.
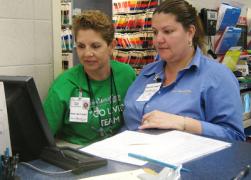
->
<box><xmin>43</xmin><ymin>10</ymin><xmax>136</xmax><ymax>146</ymax></box>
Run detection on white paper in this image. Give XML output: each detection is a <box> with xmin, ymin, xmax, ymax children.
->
<box><xmin>130</xmin><ymin>131</ymin><xmax>231</xmax><ymax>165</ymax></box>
<box><xmin>80</xmin><ymin>130</ymin><xmax>231</xmax><ymax>166</ymax></box>
<box><xmin>81</xmin><ymin>131</ymin><xmax>155</xmax><ymax>165</ymax></box>
<box><xmin>79</xmin><ymin>169</ymin><xmax>144</xmax><ymax>180</ymax></box>
<box><xmin>0</xmin><ymin>82</ymin><xmax>12</xmax><ymax>155</ymax></box>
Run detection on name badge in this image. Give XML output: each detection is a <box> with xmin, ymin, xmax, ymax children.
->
<box><xmin>69</xmin><ymin>97</ymin><xmax>90</xmax><ymax>123</ymax></box>
<box><xmin>136</xmin><ymin>83</ymin><xmax>161</xmax><ymax>101</ymax></box>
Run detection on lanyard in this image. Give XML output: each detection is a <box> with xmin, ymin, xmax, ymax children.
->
<box><xmin>85</xmin><ymin>68</ymin><xmax>121</xmax><ymax>137</ymax></box>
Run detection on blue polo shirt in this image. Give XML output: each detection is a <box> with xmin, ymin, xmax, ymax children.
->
<box><xmin>123</xmin><ymin>48</ymin><xmax>245</xmax><ymax>141</ymax></box>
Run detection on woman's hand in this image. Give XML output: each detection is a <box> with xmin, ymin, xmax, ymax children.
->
<box><xmin>139</xmin><ymin>110</ymin><xmax>185</xmax><ymax>131</ymax></box>
<box><xmin>139</xmin><ymin>110</ymin><xmax>202</xmax><ymax>134</ymax></box>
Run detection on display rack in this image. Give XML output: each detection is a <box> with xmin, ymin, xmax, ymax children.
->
<box><xmin>112</xmin><ymin>0</ymin><xmax>158</xmax><ymax>74</ymax></box>
<box><xmin>61</xmin><ymin>0</ymin><xmax>73</xmax><ymax>71</ymax></box>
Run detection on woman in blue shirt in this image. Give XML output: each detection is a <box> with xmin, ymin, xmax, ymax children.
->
<box><xmin>123</xmin><ymin>0</ymin><xmax>245</xmax><ymax>141</ymax></box>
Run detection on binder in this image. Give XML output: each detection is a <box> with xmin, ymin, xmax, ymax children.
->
<box><xmin>215</xmin><ymin>26</ymin><xmax>242</xmax><ymax>54</ymax></box>
<box><xmin>216</xmin><ymin>3</ymin><xmax>241</xmax><ymax>32</ymax></box>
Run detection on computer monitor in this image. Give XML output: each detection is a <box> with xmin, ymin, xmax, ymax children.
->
<box><xmin>0</xmin><ymin>76</ymin><xmax>55</xmax><ymax>161</ymax></box>
<box><xmin>0</xmin><ymin>75</ymin><xmax>107</xmax><ymax>172</ymax></box>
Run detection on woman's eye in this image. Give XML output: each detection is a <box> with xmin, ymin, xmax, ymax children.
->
<box><xmin>92</xmin><ymin>44</ymin><xmax>101</xmax><ymax>49</ymax></box>
<box><xmin>164</xmin><ymin>30</ymin><xmax>174</xmax><ymax>34</ymax></box>
<box><xmin>77</xmin><ymin>44</ymin><xmax>85</xmax><ymax>49</ymax></box>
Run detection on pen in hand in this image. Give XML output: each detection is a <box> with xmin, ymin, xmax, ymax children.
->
<box><xmin>232</xmin><ymin>165</ymin><xmax>250</xmax><ymax>180</ymax></box>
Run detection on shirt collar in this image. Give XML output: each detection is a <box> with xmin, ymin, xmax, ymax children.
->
<box><xmin>143</xmin><ymin>60</ymin><xmax>166</xmax><ymax>78</ymax></box>
<box><xmin>185</xmin><ymin>47</ymin><xmax>202</xmax><ymax>70</ymax></box>
<box><xmin>143</xmin><ymin>47</ymin><xmax>203</xmax><ymax>77</ymax></box>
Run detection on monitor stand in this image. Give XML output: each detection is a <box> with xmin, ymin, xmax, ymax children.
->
<box><xmin>40</xmin><ymin>146</ymin><xmax>107</xmax><ymax>174</ymax></box>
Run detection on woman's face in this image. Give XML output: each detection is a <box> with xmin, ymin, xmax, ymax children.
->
<box><xmin>152</xmin><ymin>13</ymin><xmax>194</xmax><ymax>63</ymax></box>
<box><xmin>75</xmin><ymin>29</ymin><xmax>114</xmax><ymax>73</ymax></box>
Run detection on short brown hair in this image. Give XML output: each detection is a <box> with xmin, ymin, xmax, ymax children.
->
<box><xmin>154</xmin><ymin>0</ymin><xmax>205</xmax><ymax>51</ymax></box>
<box><xmin>73</xmin><ymin>10</ymin><xmax>114</xmax><ymax>45</ymax></box>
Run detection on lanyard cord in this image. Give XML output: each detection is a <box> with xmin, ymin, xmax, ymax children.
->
<box><xmin>85</xmin><ymin>68</ymin><xmax>121</xmax><ymax>132</ymax></box>
<box><xmin>111</xmin><ymin>69</ymin><xmax>123</xmax><ymax>124</ymax></box>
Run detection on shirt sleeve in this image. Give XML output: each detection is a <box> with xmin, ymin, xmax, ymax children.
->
<box><xmin>201</xmin><ymin>69</ymin><xmax>245</xmax><ymax>141</ymax></box>
<box><xmin>43</xmin><ymin>88</ymin><xmax>66</xmax><ymax>135</ymax></box>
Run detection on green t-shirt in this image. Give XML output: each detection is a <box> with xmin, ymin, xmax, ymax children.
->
<box><xmin>43</xmin><ymin>60</ymin><xmax>136</xmax><ymax>146</ymax></box>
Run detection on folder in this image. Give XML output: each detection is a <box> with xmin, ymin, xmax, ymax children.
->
<box><xmin>215</xmin><ymin>26</ymin><xmax>242</xmax><ymax>54</ymax></box>
<box><xmin>216</xmin><ymin>3</ymin><xmax>241</xmax><ymax>32</ymax></box>
<box><xmin>221</xmin><ymin>48</ymin><xmax>241</xmax><ymax>71</ymax></box>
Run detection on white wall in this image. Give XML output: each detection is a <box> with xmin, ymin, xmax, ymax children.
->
<box><xmin>0</xmin><ymin>0</ymin><xmax>54</xmax><ymax>100</ymax></box>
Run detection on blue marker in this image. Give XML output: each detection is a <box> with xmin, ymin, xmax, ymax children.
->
<box><xmin>128</xmin><ymin>153</ymin><xmax>191</xmax><ymax>173</ymax></box>
<box><xmin>4</xmin><ymin>147</ymin><xmax>9</xmax><ymax>158</ymax></box>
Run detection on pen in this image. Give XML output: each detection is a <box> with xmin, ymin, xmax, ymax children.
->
<box><xmin>232</xmin><ymin>165</ymin><xmax>250</xmax><ymax>180</ymax></box>
<box><xmin>128</xmin><ymin>153</ymin><xmax>190</xmax><ymax>173</ymax></box>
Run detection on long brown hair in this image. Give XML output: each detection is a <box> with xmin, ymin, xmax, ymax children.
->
<box><xmin>154</xmin><ymin>0</ymin><xmax>206</xmax><ymax>51</ymax></box>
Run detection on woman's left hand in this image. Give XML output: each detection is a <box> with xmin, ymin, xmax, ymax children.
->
<box><xmin>139</xmin><ymin>110</ymin><xmax>185</xmax><ymax>131</ymax></box>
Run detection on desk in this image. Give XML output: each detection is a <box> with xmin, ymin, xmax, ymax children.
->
<box><xmin>16</xmin><ymin>140</ymin><xmax>251</xmax><ymax>180</ymax></box>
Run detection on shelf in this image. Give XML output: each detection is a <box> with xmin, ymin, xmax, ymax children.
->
<box><xmin>113</xmin><ymin>10</ymin><xmax>154</xmax><ymax>15</ymax></box>
<box><xmin>61</xmin><ymin>24</ymin><xmax>72</xmax><ymax>29</ymax></box>
<box><xmin>115</xmin><ymin>29</ymin><xmax>152</xmax><ymax>33</ymax></box>
<box><xmin>62</xmin><ymin>50</ymin><xmax>72</xmax><ymax>53</ymax></box>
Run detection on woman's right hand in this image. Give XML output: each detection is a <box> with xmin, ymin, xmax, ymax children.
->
<box><xmin>139</xmin><ymin>110</ymin><xmax>185</xmax><ymax>131</ymax></box>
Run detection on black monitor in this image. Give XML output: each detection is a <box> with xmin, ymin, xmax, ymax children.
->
<box><xmin>0</xmin><ymin>76</ymin><xmax>55</xmax><ymax>161</ymax></box>
<box><xmin>0</xmin><ymin>75</ymin><xmax>107</xmax><ymax>173</ymax></box>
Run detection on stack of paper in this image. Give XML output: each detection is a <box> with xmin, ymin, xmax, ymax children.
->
<box><xmin>80</xmin><ymin>130</ymin><xmax>231</xmax><ymax>166</ymax></box>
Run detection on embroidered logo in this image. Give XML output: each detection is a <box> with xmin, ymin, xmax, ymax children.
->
<box><xmin>171</xmin><ymin>89</ymin><xmax>192</xmax><ymax>94</ymax></box>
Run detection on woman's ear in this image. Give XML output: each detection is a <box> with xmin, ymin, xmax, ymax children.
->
<box><xmin>110</xmin><ymin>39</ymin><xmax>117</xmax><ymax>49</ymax></box>
<box><xmin>188</xmin><ymin>25</ymin><xmax>196</xmax><ymax>41</ymax></box>
<box><xmin>108</xmin><ymin>39</ymin><xmax>117</xmax><ymax>56</ymax></box>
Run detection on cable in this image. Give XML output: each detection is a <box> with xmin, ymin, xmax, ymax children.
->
<box><xmin>19</xmin><ymin>162</ymin><xmax>73</xmax><ymax>175</ymax></box>
<box><xmin>207</xmin><ymin>36</ymin><xmax>217</xmax><ymax>59</ymax></box>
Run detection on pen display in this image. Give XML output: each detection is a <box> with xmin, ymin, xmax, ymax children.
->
<box><xmin>0</xmin><ymin>147</ymin><xmax>19</xmax><ymax>179</ymax></box>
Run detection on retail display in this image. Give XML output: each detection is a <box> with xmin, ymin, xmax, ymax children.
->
<box><xmin>112</xmin><ymin>0</ymin><xmax>158</xmax><ymax>74</ymax></box>
<box><xmin>61</xmin><ymin>0</ymin><xmax>73</xmax><ymax>71</ymax></box>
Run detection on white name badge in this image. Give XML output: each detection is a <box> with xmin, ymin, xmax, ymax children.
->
<box><xmin>69</xmin><ymin>97</ymin><xmax>90</xmax><ymax>123</ymax></box>
<box><xmin>136</xmin><ymin>83</ymin><xmax>161</xmax><ymax>101</ymax></box>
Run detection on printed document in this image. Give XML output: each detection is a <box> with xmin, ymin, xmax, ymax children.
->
<box><xmin>0</xmin><ymin>82</ymin><xmax>12</xmax><ymax>155</ymax></box>
<box><xmin>80</xmin><ymin>130</ymin><xmax>231</xmax><ymax>166</ymax></box>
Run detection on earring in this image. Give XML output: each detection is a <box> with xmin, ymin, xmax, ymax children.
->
<box><xmin>188</xmin><ymin>41</ymin><xmax>193</xmax><ymax>47</ymax></box>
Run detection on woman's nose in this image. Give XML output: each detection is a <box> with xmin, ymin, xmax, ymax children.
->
<box><xmin>155</xmin><ymin>33</ymin><xmax>165</xmax><ymax>44</ymax></box>
<box><xmin>85</xmin><ymin>48</ymin><xmax>94</xmax><ymax>57</ymax></box>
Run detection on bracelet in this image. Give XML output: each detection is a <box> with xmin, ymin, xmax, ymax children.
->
<box><xmin>182</xmin><ymin>116</ymin><xmax>186</xmax><ymax>131</ymax></box>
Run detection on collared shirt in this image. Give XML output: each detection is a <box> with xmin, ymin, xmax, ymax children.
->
<box><xmin>123</xmin><ymin>48</ymin><xmax>245</xmax><ymax>141</ymax></box>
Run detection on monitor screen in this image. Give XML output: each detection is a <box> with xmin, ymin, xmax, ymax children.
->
<box><xmin>0</xmin><ymin>76</ymin><xmax>55</xmax><ymax>161</ymax></box>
